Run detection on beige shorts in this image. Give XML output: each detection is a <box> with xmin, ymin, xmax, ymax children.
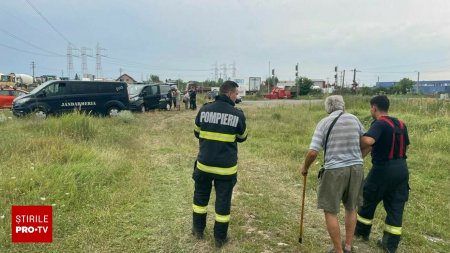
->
<box><xmin>317</xmin><ymin>164</ymin><xmax>364</xmax><ymax>214</ymax></box>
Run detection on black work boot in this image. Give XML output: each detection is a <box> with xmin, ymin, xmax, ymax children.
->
<box><xmin>377</xmin><ymin>232</ymin><xmax>400</xmax><ymax>253</ymax></box>
<box><xmin>354</xmin><ymin>222</ymin><xmax>371</xmax><ymax>241</ymax></box>
<box><xmin>192</xmin><ymin>212</ymin><xmax>206</xmax><ymax>239</ymax></box>
<box><xmin>191</xmin><ymin>228</ymin><xmax>204</xmax><ymax>240</ymax></box>
<box><xmin>215</xmin><ymin>237</ymin><xmax>229</xmax><ymax>248</ymax></box>
<box><xmin>214</xmin><ymin>221</ymin><xmax>229</xmax><ymax>248</ymax></box>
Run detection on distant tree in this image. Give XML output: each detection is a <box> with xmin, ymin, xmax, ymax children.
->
<box><xmin>394</xmin><ymin>78</ymin><xmax>415</xmax><ymax>94</ymax></box>
<box><xmin>265</xmin><ymin>76</ymin><xmax>279</xmax><ymax>88</ymax></box>
<box><xmin>360</xmin><ymin>87</ymin><xmax>375</xmax><ymax>96</ymax></box>
<box><xmin>74</xmin><ymin>73</ymin><xmax>80</xmax><ymax>80</ymax></box>
<box><xmin>149</xmin><ymin>75</ymin><xmax>160</xmax><ymax>83</ymax></box>
<box><xmin>217</xmin><ymin>78</ymin><xmax>224</xmax><ymax>86</ymax></box>
<box><xmin>296</xmin><ymin>77</ymin><xmax>313</xmax><ymax>95</ymax></box>
<box><xmin>373</xmin><ymin>86</ymin><xmax>389</xmax><ymax>95</ymax></box>
<box><xmin>202</xmin><ymin>80</ymin><xmax>218</xmax><ymax>87</ymax></box>
<box><xmin>175</xmin><ymin>79</ymin><xmax>185</xmax><ymax>90</ymax></box>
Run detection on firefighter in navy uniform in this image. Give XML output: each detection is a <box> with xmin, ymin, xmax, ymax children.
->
<box><xmin>191</xmin><ymin>81</ymin><xmax>248</xmax><ymax>248</ymax></box>
<box><xmin>356</xmin><ymin>95</ymin><xmax>410</xmax><ymax>253</ymax></box>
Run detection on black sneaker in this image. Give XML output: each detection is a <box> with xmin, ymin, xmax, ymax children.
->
<box><xmin>191</xmin><ymin>228</ymin><xmax>204</xmax><ymax>240</ymax></box>
<box><xmin>215</xmin><ymin>238</ymin><xmax>229</xmax><ymax>248</ymax></box>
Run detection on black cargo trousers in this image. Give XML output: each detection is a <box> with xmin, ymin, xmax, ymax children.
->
<box><xmin>356</xmin><ymin>159</ymin><xmax>409</xmax><ymax>251</ymax></box>
<box><xmin>192</xmin><ymin>168</ymin><xmax>236</xmax><ymax>240</ymax></box>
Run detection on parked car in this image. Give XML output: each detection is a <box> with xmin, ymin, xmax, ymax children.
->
<box><xmin>128</xmin><ymin>83</ymin><xmax>172</xmax><ymax>112</ymax></box>
<box><xmin>12</xmin><ymin>80</ymin><xmax>129</xmax><ymax>118</ymax></box>
<box><xmin>0</xmin><ymin>88</ymin><xmax>28</xmax><ymax>108</ymax></box>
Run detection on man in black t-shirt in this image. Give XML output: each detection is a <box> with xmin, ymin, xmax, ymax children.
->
<box><xmin>355</xmin><ymin>95</ymin><xmax>410</xmax><ymax>253</ymax></box>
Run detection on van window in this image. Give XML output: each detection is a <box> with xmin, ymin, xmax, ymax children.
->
<box><xmin>45</xmin><ymin>82</ymin><xmax>68</xmax><ymax>96</ymax></box>
<box><xmin>71</xmin><ymin>82</ymin><xmax>98</xmax><ymax>94</ymax></box>
<box><xmin>142</xmin><ymin>86</ymin><xmax>152</xmax><ymax>95</ymax></box>
<box><xmin>151</xmin><ymin>85</ymin><xmax>158</xmax><ymax>95</ymax></box>
<box><xmin>160</xmin><ymin>85</ymin><xmax>170</xmax><ymax>94</ymax></box>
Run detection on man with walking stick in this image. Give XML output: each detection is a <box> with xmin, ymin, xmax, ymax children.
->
<box><xmin>300</xmin><ymin>95</ymin><xmax>365</xmax><ymax>253</ymax></box>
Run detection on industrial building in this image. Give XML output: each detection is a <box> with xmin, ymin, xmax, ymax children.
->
<box><xmin>376</xmin><ymin>80</ymin><xmax>450</xmax><ymax>95</ymax></box>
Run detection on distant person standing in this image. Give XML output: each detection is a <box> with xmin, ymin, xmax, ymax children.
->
<box><xmin>171</xmin><ymin>87</ymin><xmax>179</xmax><ymax>109</ymax></box>
<box><xmin>355</xmin><ymin>95</ymin><xmax>410</xmax><ymax>253</ymax></box>
<box><xmin>166</xmin><ymin>89</ymin><xmax>173</xmax><ymax>109</ymax></box>
<box><xmin>189</xmin><ymin>87</ymin><xmax>197</xmax><ymax>110</ymax></box>
<box><xmin>183</xmin><ymin>91</ymin><xmax>190</xmax><ymax>110</ymax></box>
<box><xmin>191</xmin><ymin>81</ymin><xmax>247</xmax><ymax>248</ymax></box>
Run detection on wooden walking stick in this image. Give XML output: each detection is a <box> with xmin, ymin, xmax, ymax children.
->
<box><xmin>299</xmin><ymin>174</ymin><xmax>307</xmax><ymax>243</ymax></box>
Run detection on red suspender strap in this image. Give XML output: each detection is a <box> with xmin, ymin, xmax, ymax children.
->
<box><xmin>378</xmin><ymin>116</ymin><xmax>395</xmax><ymax>160</ymax></box>
<box><xmin>398</xmin><ymin>120</ymin><xmax>405</xmax><ymax>158</ymax></box>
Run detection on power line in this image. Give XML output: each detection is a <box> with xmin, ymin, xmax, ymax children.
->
<box><xmin>103</xmin><ymin>56</ymin><xmax>211</xmax><ymax>72</ymax></box>
<box><xmin>361</xmin><ymin>70</ymin><xmax>417</xmax><ymax>74</ymax></box>
<box><xmin>24</xmin><ymin>0</ymin><xmax>74</xmax><ymax>46</ymax></box>
<box><xmin>0</xmin><ymin>42</ymin><xmax>62</xmax><ymax>57</ymax></box>
<box><xmin>0</xmin><ymin>28</ymin><xmax>64</xmax><ymax>57</ymax></box>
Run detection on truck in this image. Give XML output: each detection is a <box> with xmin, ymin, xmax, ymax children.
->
<box><xmin>248</xmin><ymin>77</ymin><xmax>261</xmax><ymax>93</ymax></box>
<box><xmin>0</xmin><ymin>73</ymin><xmax>34</xmax><ymax>88</ymax></box>
<box><xmin>263</xmin><ymin>87</ymin><xmax>292</xmax><ymax>99</ymax></box>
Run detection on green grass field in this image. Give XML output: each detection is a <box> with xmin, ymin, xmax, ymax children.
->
<box><xmin>1</xmin><ymin>96</ymin><xmax>449</xmax><ymax>252</ymax></box>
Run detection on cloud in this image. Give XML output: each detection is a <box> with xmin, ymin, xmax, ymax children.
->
<box><xmin>2</xmin><ymin>0</ymin><xmax>450</xmax><ymax>83</ymax></box>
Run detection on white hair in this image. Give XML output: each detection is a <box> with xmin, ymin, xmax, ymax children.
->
<box><xmin>324</xmin><ymin>95</ymin><xmax>345</xmax><ymax>114</ymax></box>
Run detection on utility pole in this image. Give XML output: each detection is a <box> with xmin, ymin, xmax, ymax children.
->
<box><xmin>96</xmin><ymin>43</ymin><xmax>106</xmax><ymax>79</ymax></box>
<box><xmin>230</xmin><ymin>61</ymin><xmax>236</xmax><ymax>79</ymax></box>
<box><xmin>271</xmin><ymin>68</ymin><xmax>275</xmax><ymax>93</ymax></box>
<box><xmin>221</xmin><ymin>63</ymin><xmax>227</xmax><ymax>80</ymax></box>
<box><xmin>30</xmin><ymin>61</ymin><xmax>35</xmax><ymax>82</ymax></box>
<box><xmin>342</xmin><ymin>70</ymin><xmax>345</xmax><ymax>89</ymax></box>
<box><xmin>334</xmin><ymin>66</ymin><xmax>338</xmax><ymax>90</ymax></box>
<box><xmin>416</xmin><ymin>71</ymin><xmax>420</xmax><ymax>94</ymax></box>
<box><xmin>67</xmin><ymin>44</ymin><xmax>79</xmax><ymax>80</ymax></box>
<box><xmin>350</xmin><ymin>68</ymin><xmax>361</xmax><ymax>92</ymax></box>
<box><xmin>295</xmin><ymin>63</ymin><xmax>299</xmax><ymax>96</ymax></box>
<box><xmin>67</xmin><ymin>44</ymin><xmax>72</xmax><ymax>79</ymax></box>
<box><xmin>214</xmin><ymin>62</ymin><xmax>218</xmax><ymax>81</ymax></box>
<box><xmin>268</xmin><ymin>61</ymin><xmax>271</xmax><ymax>94</ymax></box>
<box><xmin>81</xmin><ymin>46</ymin><xmax>93</xmax><ymax>78</ymax></box>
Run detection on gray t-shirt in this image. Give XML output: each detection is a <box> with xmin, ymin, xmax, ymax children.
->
<box><xmin>309</xmin><ymin>110</ymin><xmax>365</xmax><ymax>169</ymax></box>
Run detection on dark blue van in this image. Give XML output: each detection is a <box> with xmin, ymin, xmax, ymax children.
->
<box><xmin>12</xmin><ymin>80</ymin><xmax>129</xmax><ymax>118</ymax></box>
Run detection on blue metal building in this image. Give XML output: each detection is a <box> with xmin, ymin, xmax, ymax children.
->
<box><xmin>376</xmin><ymin>80</ymin><xmax>450</xmax><ymax>94</ymax></box>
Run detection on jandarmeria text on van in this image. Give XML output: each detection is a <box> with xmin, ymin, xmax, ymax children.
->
<box><xmin>61</xmin><ymin>102</ymin><xmax>96</xmax><ymax>107</ymax></box>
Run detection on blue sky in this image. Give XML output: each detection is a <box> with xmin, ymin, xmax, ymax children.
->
<box><xmin>1</xmin><ymin>0</ymin><xmax>450</xmax><ymax>86</ymax></box>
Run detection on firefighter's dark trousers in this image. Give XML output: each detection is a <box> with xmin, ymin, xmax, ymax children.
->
<box><xmin>356</xmin><ymin>159</ymin><xmax>409</xmax><ymax>251</ymax></box>
<box><xmin>192</xmin><ymin>169</ymin><xmax>236</xmax><ymax>240</ymax></box>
